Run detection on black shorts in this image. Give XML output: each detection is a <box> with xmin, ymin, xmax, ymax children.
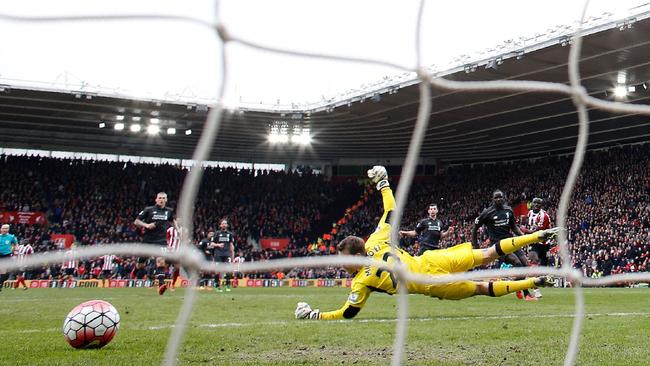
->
<box><xmin>417</xmin><ymin>244</ymin><xmax>440</xmax><ymax>256</ymax></box>
<box><xmin>64</xmin><ymin>268</ymin><xmax>75</xmax><ymax>276</ymax></box>
<box><xmin>0</xmin><ymin>253</ymin><xmax>12</xmax><ymax>259</ymax></box>
<box><xmin>215</xmin><ymin>256</ymin><xmax>230</xmax><ymax>263</ymax></box>
<box><xmin>531</xmin><ymin>243</ymin><xmax>550</xmax><ymax>254</ymax></box>
<box><xmin>139</xmin><ymin>239</ymin><xmax>167</xmax><ymax>263</ymax></box>
<box><xmin>101</xmin><ymin>270</ymin><xmax>112</xmax><ymax>279</ymax></box>
<box><xmin>530</xmin><ymin>244</ymin><xmax>550</xmax><ymax>266</ymax></box>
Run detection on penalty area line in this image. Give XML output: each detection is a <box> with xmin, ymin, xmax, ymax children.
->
<box><xmin>181</xmin><ymin>311</ymin><xmax>650</xmax><ymax>330</ymax></box>
<box><xmin>8</xmin><ymin>311</ymin><xmax>650</xmax><ymax>334</ymax></box>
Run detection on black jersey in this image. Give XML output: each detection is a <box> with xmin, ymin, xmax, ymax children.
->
<box><xmin>136</xmin><ymin>205</ymin><xmax>174</xmax><ymax>244</ymax></box>
<box><xmin>474</xmin><ymin>205</ymin><xmax>516</xmax><ymax>243</ymax></box>
<box><xmin>214</xmin><ymin>230</ymin><xmax>234</xmax><ymax>257</ymax></box>
<box><xmin>198</xmin><ymin>238</ymin><xmax>213</xmax><ymax>260</ymax></box>
<box><xmin>415</xmin><ymin>217</ymin><xmax>445</xmax><ymax>250</ymax></box>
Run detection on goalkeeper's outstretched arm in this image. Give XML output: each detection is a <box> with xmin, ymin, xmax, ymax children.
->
<box><xmin>295</xmin><ymin>285</ymin><xmax>371</xmax><ymax>320</ymax></box>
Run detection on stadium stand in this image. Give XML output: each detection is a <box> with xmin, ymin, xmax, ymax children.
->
<box><xmin>1</xmin><ymin>142</ymin><xmax>648</xmax><ymax>281</ymax></box>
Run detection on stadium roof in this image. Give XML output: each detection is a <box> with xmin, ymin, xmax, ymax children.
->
<box><xmin>3</xmin><ymin>15</ymin><xmax>650</xmax><ymax>164</ymax></box>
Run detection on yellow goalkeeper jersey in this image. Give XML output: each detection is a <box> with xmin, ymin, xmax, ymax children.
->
<box><xmin>319</xmin><ymin>187</ymin><xmax>433</xmax><ymax>320</ymax></box>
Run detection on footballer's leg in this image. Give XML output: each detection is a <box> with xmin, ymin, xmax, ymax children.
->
<box><xmin>171</xmin><ymin>266</ymin><xmax>180</xmax><ymax>291</ymax></box>
<box><xmin>224</xmin><ymin>272</ymin><xmax>232</xmax><ymax>292</ymax></box>
<box><xmin>531</xmin><ymin>245</ymin><xmax>550</xmax><ymax>298</ymax></box>
<box><xmin>475</xmin><ymin>276</ymin><xmax>554</xmax><ymax>297</ymax></box>
<box><xmin>478</xmin><ymin>228</ymin><xmax>561</xmax><ymax>265</ymax></box>
<box><xmin>155</xmin><ymin>257</ymin><xmax>168</xmax><ymax>295</ymax></box>
<box><xmin>14</xmin><ymin>272</ymin><xmax>27</xmax><ymax>289</ymax></box>
<box><xmin>214</xmin><ymin>256</ymin><xmax>230</xmax><ymax>292</ymax></box>
<box><xmin>503</xmin><ymin>250</ymin><xmax>534</xmax><ymax>301</ymax></box>
<box><xmin>214</xmin><ymin>272</ymin><xmax>222</xmax><ymax>292</ymax></box>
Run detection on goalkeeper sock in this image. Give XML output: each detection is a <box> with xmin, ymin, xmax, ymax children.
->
<box><xmin>488</xmin><ymin>278</ymin><xmax>536</xmax><ymax>297</ymax></box>
<box><xmin>493</xmin><ymin>233</ymin><xmax>541</xmax><ymax>256</ymax></box>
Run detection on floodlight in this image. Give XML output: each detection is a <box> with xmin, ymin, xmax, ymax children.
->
<box><xmin>146</xmin><ymin>125</ymin><xmax>160</xmax><ymax>135</ymax></box>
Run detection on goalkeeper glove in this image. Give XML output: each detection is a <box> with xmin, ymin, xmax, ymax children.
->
<box><xmin>367</xmin><ymin>166</ymin><xmax>389</xmax><ymax>190</ymax></box>
<box><xmin>295</xmin><ymin>302</ymin><xmax>320</xmax><ymax>320</ymax></box>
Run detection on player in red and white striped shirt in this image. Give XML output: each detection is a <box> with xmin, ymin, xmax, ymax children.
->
<box><xmin>525</xmin><ymin>197</ymin><xmax>553</xmax><ymax>298</ymax></box>
<box><xmin>13</xmin><ymin>242</ymin><xmax>34</xmax><ymax>289</ymax></box>
<box><xmin>231</xmin><ymin>252</ymin><xmax>245</xmax><ymax>288</ymax></box>
<box><xmin>60</xmin><ymin>247</ymin><xmax>78</xmax><ymax>288</ymax></box>
<box><xmin>166</xmin><ymin>225</ymin><xmax>180</xmax><ymax>252</ymax></box>
<box><xmin>100</xmin><ymin>254</ymin><xmax>117</xmax><ymax>287</ymax></box>
<box><xmin>163</xmin><ymin>223</ymin><xmax>182</xmax><ymax>292</ymax></box>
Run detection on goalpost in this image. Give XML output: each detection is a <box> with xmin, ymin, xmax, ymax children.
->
<box><xmin>2</xmin><ymin>1</ymin><xmax>650</xmax><ymax>365</ymax></box>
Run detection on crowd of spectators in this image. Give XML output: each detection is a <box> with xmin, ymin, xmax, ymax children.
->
<box><xmin>0</xmin><ymin>142</ymin><xmax>648</xmax><ymax>282</ymax></box>
<box><xmin>0</xmin><ymin>155</ymin><xmax>361</xmax><ymax>280</ymax></box>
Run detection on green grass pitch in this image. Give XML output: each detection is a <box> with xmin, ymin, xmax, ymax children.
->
<box><xmin>0</xmin><ymin>287</ymin><xmax>648</xmax><ymax>365</ymax></box>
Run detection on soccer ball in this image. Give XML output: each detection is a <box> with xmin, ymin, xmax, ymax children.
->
<box><xmin>62</xmin><ymin>300</ymin><xmax>120</xmax><ymax>349</ymax></box>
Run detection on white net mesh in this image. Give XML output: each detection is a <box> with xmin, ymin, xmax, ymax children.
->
<box><xmin>2</xmin><ymin>1</ymin><xmax>650</xmax><ymax>365</ymax></box>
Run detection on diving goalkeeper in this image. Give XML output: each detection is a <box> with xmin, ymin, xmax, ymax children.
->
<box><xmin>295</xmin><ymin>166</ymin><xmax>560</xmax><ymax>320</ymax></box>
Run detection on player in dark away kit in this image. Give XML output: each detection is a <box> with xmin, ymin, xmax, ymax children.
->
<box><xmin>471</xmin><ymin>190</ymin><xmax>536</xmax><ymax>301</ymax></box>
<box><xmin>134</xmin><ymin>192</ymin><xmax>175</xmax><ymax>295</ymax></box>
<box><xmin>400</xmin><ymin>203</ymin><xmax>455</xmax><ymax>255</ymax></box>
<box><xmin>212</xmin><ymin>219</ymin><xmax>235</xmax><ymax>292</ymax></box>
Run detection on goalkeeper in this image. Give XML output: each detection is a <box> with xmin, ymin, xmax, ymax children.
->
<box><xmin>295</xmin><ymin>166</ymin><xmax>560</xmax><ymax>320</ymax></box>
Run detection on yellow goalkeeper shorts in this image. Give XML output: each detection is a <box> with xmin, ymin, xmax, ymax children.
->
<box><xmin>417</xmin><ymin>243</ymin><xmax>478</xmax><ymax>300</ymax></box>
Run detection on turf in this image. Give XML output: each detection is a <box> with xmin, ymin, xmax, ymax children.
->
<box><xmin>0</xmin><ymin>287</ymin><xmax>648</xmax><ymax>365</ymax></box>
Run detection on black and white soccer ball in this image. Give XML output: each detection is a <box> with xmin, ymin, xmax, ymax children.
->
<box><xmin>63</xmin><ymin>299</ymin><xmax>120</xmax><ymax>349</ymax></box>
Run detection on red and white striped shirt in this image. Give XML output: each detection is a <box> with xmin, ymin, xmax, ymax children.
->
<box><xmin>232</xmin><ymin>256</ymin><xmax>244</xmax><ymax>272</ymax></box>
<box><xmin>15</xmin><ymin>244</ymin><xmax>34</xmax><ymax>265</ymax></box>
<box><xmin>166</xmin><ymin>226</ymin><xmax>180</xmax><ymax>252</ymax></box>
<box><xmin>62</xmin><ymin>250</ymin><xmax>78</xmax><ymax>269</ymax></box>
<box><xmin>527</xmin><ymin>209</ymin><xmax>551</xmax><ymax>231</ymax></box>
<box><xmin>101</xmin><ymin>254</ymin><xmax>116</xmax><ymax>271</ymax></box>
<box><xmin>15</xmin><ymin>244</ymin><xmax>34</xmax><ymax>257</ymax></box>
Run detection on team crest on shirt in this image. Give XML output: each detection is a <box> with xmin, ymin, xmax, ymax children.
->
<box><xmin>348</xmin><ymin>292</ymin><xmax>360</xmax><ymax>304</ymax></box>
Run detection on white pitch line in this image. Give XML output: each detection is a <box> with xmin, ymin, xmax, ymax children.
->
<box><xmin>9</xmin><ymin>311</ymin><xmax>650</xmax><ymax>335</ymax></box>
<box><xmin>196</xmin><ymin>311</ymin><xmax>650</xmax><ymax>328</ymax></box>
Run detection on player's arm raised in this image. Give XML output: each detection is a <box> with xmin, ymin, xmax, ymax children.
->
<box><xmin>366</xmin><ymin>166</ymin><xmax>395</xmax><ymax>245</ymax></box>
